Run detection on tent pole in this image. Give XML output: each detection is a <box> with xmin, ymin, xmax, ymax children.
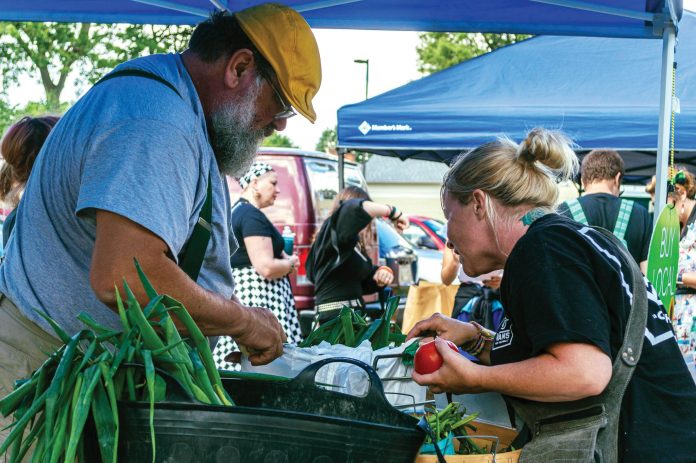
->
<box><xmin>654</xmin><ymin>22</ymin><xmax>677</xmax><ymax>226</ymax></box>
<box><xmin>338</xmin><ymin>149</ymin><xmax>346</xmax><ymax>191</ymax></box>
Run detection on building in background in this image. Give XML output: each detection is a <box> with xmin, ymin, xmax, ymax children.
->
<box><xmin>364</xmin><ymin>156</ymin><xmax>448</xmax><ymax>220</ymax></box>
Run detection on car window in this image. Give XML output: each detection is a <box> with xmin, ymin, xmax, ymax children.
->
<box><xmin>305</xmin><ymin>160</ymin><xmax>367</xmax><ymax>222</ymax></box>
<box><xmin>376</xmin><ymin>219</ymin><xmax>413</xmax><ymax>255</ymax></box>
<box><xmin>423</xmin><ymin>219</ymin><xmax>447</xmax><ymax>242</ymax></box>
<box><xmin>402</xmin><ymin>224</ymin><xmax>428</xmax><ymax>245</ymax></box>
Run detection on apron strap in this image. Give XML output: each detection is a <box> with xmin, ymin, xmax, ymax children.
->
<box><xmin>177</xmin><ymin>174</ymin><xmax>213</xmax><ymax>282</ymax></box>
<box><xmin>565</xmin><ymin>199</ymin><xmax>588</xmax><ymax>225</ymax></box>
<box><xmin>612</xmin><ymin>199</ymin><xmax>634</xmax><ymax>248</ymax></box>
<box><xmin>96</xmin><ymin>69</ymin><xmax>183</xmax><ymax>99</ymax></box>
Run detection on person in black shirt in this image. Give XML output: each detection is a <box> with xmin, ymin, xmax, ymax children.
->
<box><xmin>212</xmin><ymin>162</ymin><xmax>301</xmax><ymax>370</ymax></box>
<box><xmin>557</xmin><ymin>149</ymin><xmax>651</xmax><ymax>272</ymax></box>
<box><xmin>307</xmin><ymin>186</ymin><xmax>408</xmax><ymax>323</ymax></box>
<box><xmin>407</xmin><ymin>128</ymin><xmax>696</xmax><ymax>462</ymax></box>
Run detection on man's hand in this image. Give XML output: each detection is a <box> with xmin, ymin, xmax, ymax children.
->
<box><xmin>232</xmin><ymin>306</ymin><xmax>286</xmax><ymax>365</ymax></box>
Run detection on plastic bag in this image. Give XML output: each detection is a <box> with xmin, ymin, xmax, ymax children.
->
<box><xmin>240</xmin><ymin>339</ymin><xmax>426</xmax><ymax>409</ymax></box>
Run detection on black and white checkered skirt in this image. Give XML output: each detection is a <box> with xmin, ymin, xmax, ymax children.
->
<box><xmin>213</xmin><ymin>265</ymin><xmax>302</xmax><ymax>371</ymax></box>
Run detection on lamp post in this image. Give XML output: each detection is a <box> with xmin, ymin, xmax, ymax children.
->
<box><xmin>353</xmin><ymin>58</ymin><xmax>369</xmax><ymax>100</ymax></box>
<box><xmin>354</xmin><ymin>59</ymin><xmax>370</xmax><ymax>177</ymax></box>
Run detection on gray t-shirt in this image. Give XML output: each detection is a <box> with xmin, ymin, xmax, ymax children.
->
<box><xmin>0</xmin><ymin>54</ymin><xmax>236</xmax><ymax>336</ymax></box>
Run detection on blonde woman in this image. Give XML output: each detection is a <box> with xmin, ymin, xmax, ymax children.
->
<box><xmin>408</xmin><ymin>129</ymin><xmax>696</xmax><ymax>462</ymax></box>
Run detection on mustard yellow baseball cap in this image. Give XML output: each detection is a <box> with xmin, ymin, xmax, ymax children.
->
<box><xmin>236</xmin><ymin>3</ymin><xmax>322</xmax><ymax>123</ymax></box>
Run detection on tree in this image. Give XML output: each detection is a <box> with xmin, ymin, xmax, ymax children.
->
<box><xmin>416</xmin><ymin>32</ymin><xmax>529</xmax><ymax>74</ymax></box>
<box><xmin>315</xmin><ymin>127</ymin><xmax>337</xmax><ymax>153</ymax></box>
<box><xmin>262</xmin><ymin>133</ymin><xmax>298</xmax><ymax>149</ymax></box>
<box><xmin>0</xmin><ymin>98</ymin><xmax>16</xmax><ymax>136</ymax></box>
<box><xmin>0</xmin><ymin>22</ymin><xmax>192</xmax><ymax>112</ymax></box>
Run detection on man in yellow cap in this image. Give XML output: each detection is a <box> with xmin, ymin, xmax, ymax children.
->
<box><xmin>0</xmin><ymin>3</ymin><xmax>321</xmax><ymax>436</ymax></box>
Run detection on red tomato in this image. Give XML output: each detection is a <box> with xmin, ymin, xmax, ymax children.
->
<box><xmin>414</xmin><ymin>340</ymin><xmax>460</xmax><ymax>374</ymax></box>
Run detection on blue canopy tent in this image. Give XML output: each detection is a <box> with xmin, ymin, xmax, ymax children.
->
<box><xmin>337</xmin><ymin>11</ymin><xmax>696</xmax><ymax>181</ymax></box>
<box><xmin>0</xmin><ymin>0</ymin><xmax>681</xmax><ymax>37</ymax></box>
<box><xmin>0</xmin><ymin>0</ymin><xmax>683</xmax><ymax>214</ymax></box>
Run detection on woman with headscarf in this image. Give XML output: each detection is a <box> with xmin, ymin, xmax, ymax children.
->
<box><xmin>213</xmin><ymin>162</ymin><xmax>302</xmax><ymax>370</ymax></box>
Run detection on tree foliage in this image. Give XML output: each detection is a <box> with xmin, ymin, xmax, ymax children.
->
<box><xmin>0</xmin><ymin>22</ymin><xmax>192</xmax><ymax>112</ymax></box>
<box><xmin>0</xmin><ymin>98</ymin><xmax>16</xmax><ymax>137</ymax></box>
<box><xmin>416</xmin><ymin>32</ymin><xmax>530</xmax><ymax>74</ymax></box>
<box><xmin>315</xmin><ymin>126</ymin><xmax>337</xmax><ymax>153</ymax></box>
<box><xmin>262</xmin><ymin>132</ymin><xmax>298</xmax><ymax>149</ymax></box>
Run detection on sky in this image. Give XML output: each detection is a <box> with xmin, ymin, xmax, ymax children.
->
<box><xmin>7</xmin><ymin>28</ymin><xmax>423</xmax><ymax>152</ymax></box>
<box><xmin>7</xmin><ymin>0</ymin><xmax>696</xmax><ymax>151</ymax></box>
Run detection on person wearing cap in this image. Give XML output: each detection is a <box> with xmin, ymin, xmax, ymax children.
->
<box><xmin>0</xmin><ymin>2</ymin><xmax>321</xmax><ymax>436</ymax></box>
<box><xmin>213</xmin><ymin>162</ymin><xmax>302</xmax><ymax>370</ymax></box>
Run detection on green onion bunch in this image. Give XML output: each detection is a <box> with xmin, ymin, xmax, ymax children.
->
<box><xmin>299</xmin><ymin>297</ymin><xmax>406</xmax><ymax>349</ymax></box>
<box><xmin>0</xmin><ymin>260</ymin><xmax>233</xmax><ymax>463</ymax></box>
<box><xmin>423</xmin><ymin>402</ymin><xmax>486</xmax><ymax>455</ymax></box>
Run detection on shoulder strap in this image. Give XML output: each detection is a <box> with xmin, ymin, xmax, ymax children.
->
<box><xmin>96</xmin><ymin>69</ymin><xmax>183</xmax><ymax>99</ymax></box>
<box><xmin>95</xmin><ymin>70</ymin><xmax>211</xmax><ymax>282</ymax></box>
<box><xmin>612</xmin><ymin>199</ymin><xmax>634</xmax><ymax>246</ymax></box>
<box><xmin>177</xmin><ymin>174</ymin><xmax>213</xmax><ymax>282</ymax></box>
<box><xmin>565</xmin><ymin>198</ymin><xmax>588</xmax><ymax>225</ymax></box>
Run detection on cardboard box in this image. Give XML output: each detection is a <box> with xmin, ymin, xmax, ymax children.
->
<box><xmin>414</xmin><ymin>449</ymin><xmax>521</xmax><ymax>463</ymax></box>
<box><xmin>415</xmin><ymin>421</ymin><xmax>521</xmax><ymax>463</ymax></box>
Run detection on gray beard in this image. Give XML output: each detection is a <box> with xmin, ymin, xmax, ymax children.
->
<box><xmin>210</xmin><ymin>77</ymin><xmax>265</xmax><ymax>177</ymax></box>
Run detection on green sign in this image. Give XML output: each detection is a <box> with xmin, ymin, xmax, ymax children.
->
<box><xmin>647</xmin><ymin>205</ymin><xmax>680</xmax><ymax>314</ymax></box>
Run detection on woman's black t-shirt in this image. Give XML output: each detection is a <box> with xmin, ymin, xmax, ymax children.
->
<box><xmin>494</xmin><ymin>213</ymin><xmax>696</xmax><ymax>463</ymax></box>
<box><xmin>229</xmin><ymin>198</ymin><xmax>284</xmax><ymax>269</ymax></box>
<box><xmin>308</xmin><ymin>199</ymin><xmax>378</xmax><ymax>305</ymax></box>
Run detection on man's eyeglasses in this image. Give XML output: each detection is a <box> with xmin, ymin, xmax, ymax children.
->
<box><xmin>265</xmin><ymin>78</ymin><xmax>296</xmax><ymax>120</ymax></box>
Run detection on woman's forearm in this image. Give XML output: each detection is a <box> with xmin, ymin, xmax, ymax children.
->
<box><xmin>477</xmin><ymin>343</ymin><xmax>611</xmax><ymax>402</ymax></box>
<box><xmin>362</xmin><ymin>201</ymin><xmax>393</xmax><ymax>219</ymax></box>
<box><xmin>441</xmin><ymin>248</ymin><xmax>458</xmax><ymax>285</ymax></box>
<box><xmin>257</xmin><ymin>258</ymin><xmax>292</xmax><ymax>280</ymax></box>
<box><xmin>681</xmin><ymin>271</ymin><xmax>696</xmax><ymax>289</ymax></box>
<box><xmin>245</xmin><ymin>236</ymin><xmax>292</xmax><ymax>280</ymax></box>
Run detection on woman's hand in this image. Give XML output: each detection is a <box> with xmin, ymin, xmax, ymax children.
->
<box><xmin>412</xmin><ymin>337</ymin><xmax>485</xmax><ymax>394</ymax></box>
<box><xmin>286</xmin><ymin>255</ymin><xmax>300</xmax><ymax>274</ymax></box>
<box><xmin>373</xmin><ymin>266</ymin><xmax>394</xmax><ymax>287</ymax></box>
<box><xmin>393</xmin><ymin>214</ymin><xmax>409</xmax><ymax>231</ymax></box>
<box><xmin>406</xmin><ymin>313</ymin><xmax>477</xmax><ymax>346</ymax></box>
<box><xmin>482</xmin><ymin>274</ymin><xmax>502</xmax><ymax>289</ymax></box>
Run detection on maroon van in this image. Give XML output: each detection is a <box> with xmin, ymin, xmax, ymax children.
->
<box><xmin>226</xmin><ymin>148</ymin><xmax>378</xmax><ymax>325</ymax></box>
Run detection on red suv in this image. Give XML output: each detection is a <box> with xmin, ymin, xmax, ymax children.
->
<box><xmin>226</xmin><ymin>148</ymin><xmax>378</xmax><ymax>318</ymax></box>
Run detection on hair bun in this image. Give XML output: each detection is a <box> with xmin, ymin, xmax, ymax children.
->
<box><xmin>516</xmin><ymin>128</ymin><xmax>578</xmax><ymax>181</ymax></box>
